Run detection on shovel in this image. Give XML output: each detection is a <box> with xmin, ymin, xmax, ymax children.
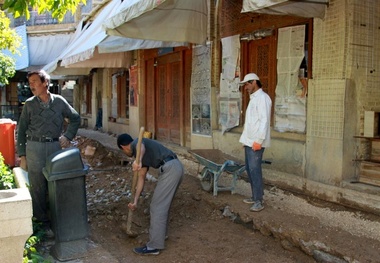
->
<box><xmin>126</xmin><ymin>126</ymin><xmax>145</xmax><ymax>237</ymax></box>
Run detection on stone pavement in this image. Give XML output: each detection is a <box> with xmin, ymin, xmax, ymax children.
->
<box><xmin>75</xmin><ymin>128</ymin><xmax>380</xmax><ymax>263</ymax></box>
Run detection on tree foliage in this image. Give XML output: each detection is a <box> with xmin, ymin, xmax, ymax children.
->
<box><xmin>0</xmin><ymin>152</ymin><xmax>15</xmax><ymax>190</ymax></box>
<box><xmin>0</xmin><ymin>11</ymin><xmax>21</xmax><ymax>52</ymax></box>
<box><xmin>0</xmin><ymin>53</ymin><xmax>16</xmax><ymax>85</ymax></box>
<box><xmin>2</xmin><ymin>0</ymin><xmax>86</xmax><ymax>21</ymax></box>
<box><xmin>1</xmin><ymin>0</ymin><xmax>86</xmax><ymax>84</ymax></box>
<box><xmin>0</xmin><ymin>10</ymin><xmax>20</xmax><ymax>85</ymax></box>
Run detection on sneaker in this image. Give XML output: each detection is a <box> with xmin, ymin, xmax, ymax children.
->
<box><xmin>133</xmin><ymin>246</ymin><xmax>160</xmax><ymax>256</ymax></box>
<box><xmin>243</xmin><ymin>198</ymin><xmax>255</xmax><ymax>204</ymax></box>
<box><xmin>244</xmin><ymin>198</ymin><xmax>265</xmax><ymax>205</ymax></box>
<box><xmin>250</xmin><ymin>201</ymin><xmax>264</xmax><ymax>212</ymax></box>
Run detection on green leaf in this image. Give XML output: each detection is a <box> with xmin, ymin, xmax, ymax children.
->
<box><xmin>4</xmin><ymin>0</ymin><xmax>86</xmax><ymax>22</ymax></box>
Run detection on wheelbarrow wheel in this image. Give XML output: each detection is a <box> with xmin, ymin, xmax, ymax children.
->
<box><xmin>200</xmin><ymin>167</ymin><xmax>214</xmax><ymax>192</ymax></box>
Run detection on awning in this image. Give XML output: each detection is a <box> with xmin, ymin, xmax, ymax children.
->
<box><xmin>98</xmin><ymin>36</ymin><xmax>188</xmax><ymax>53</ymax></box>
<box><xmin>60</xmin><ymin>0</ymin><xmax>124</xmax><ymax>66</ymax></box>
<box><xmin>47</xmin><ymin>62</ymin><xmax>92</xmax><ymax>76</ymax></box>
<box><xmin>64</xmin><ymin>47</ymin><xmax>132</xmax><ymax>68</ymax></box>
<box><xmin>43</xmin><ymin>19</ymin><xmax>91</xmax><ymax>75</ymax></box>
<box><xmin>103</xmin><ymin>0</ymin><xmax>208</xmax><ymax>44</ymax></box>
<box><xmin>28</xmin><ymin>33</ymin><xmax>74</xmax><ymax>66</ymax></box>
<box><xmin>241</xmin><ymin>0</ymin><xmax>329</xmax><ymax>19</ymax></box>
<box><xmin>45</xmin><ymin>0</ymin><xmax>191</xmax><ymax>73</ymax></box>
<box><xmin>98</xmin><ymin>36</ymin><xmax>187</xmax><ymax>53</ymax></box>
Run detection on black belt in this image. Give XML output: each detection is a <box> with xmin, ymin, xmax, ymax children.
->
<box><xmin>27</xmin><ymin>135</ymin><xmax>59</xmax><ymax>142</ymax></box>
<box><xmin>160</xmin><ymin>155</ymin><xmax>177</xmax><ymax>166</ymax></box>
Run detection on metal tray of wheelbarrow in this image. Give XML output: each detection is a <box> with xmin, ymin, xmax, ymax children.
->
<box><xmin>189</xmin><ymin>149</ymin><xmax>247</xmax><ymax>196</ymax></box>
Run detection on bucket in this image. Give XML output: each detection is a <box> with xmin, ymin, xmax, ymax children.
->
<box><xmin>0</xmin><ymin>118</ymin><xmax>17</xmax><ymax>167</ymax></box>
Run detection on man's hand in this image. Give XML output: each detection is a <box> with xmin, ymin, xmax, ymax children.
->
<box><xmin>59</xmin><ymin>136</ymin><xmax>71</xmax><ymax>148</ymax></box>
<box><xmin>128</xmin><ymin>202</ymin><xmax>137</xmax><ymax>211</ymax></box>
<box><xmin>252</xmin><ymin>142</ymin><xmax>262</xmax><ymax>151</ymax></box>
<box><xmin>20</xmin><ymin>156</ymin><xmax>27</xmax><ymax>170</ymax></box>
<box><xmin>132</xmin><ymin>160</ymin><xmax>142</xmax><ymax>171</ymax></box>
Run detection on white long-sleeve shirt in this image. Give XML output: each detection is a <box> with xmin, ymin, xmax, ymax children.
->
<box><xmin>239</xmin><ymin>88</ymin><xmax>272</xmax><ymax>148</ymax></box>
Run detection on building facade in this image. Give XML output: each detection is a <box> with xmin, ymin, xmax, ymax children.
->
<box><xmin>4</xmin><ymin>0</ymin><xmax>380</xmax><ymax>214</ymax></box>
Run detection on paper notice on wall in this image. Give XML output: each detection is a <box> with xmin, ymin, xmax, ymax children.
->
<box><xmin>275</xmin><ymin>25</ymin><xmax>306</xmax><ymax>133</ymax></box>
<box><xmin>219</xmin><ymin>99</ymin><xmax>241</xmax><ymax>134</ymax></box>
<box><xmin>277</xmin><ymin>25</ymin><xmax>305</xmax><ymax>59</ymax></box>
<box><xmin>221</xmin><ymin>35</ymin><xmax>240</xmax><ymax>81</ymax></box>
<box><xmin>191</xmin><ymin>44</ymin><xmax>212</xmax><ymax>136</ymax></box>
<box><xmin>219</xmin><ymin>35</ymin><xmax>241</xmax><ymax>134</ymax></box>
<box><xmin>192</xmin><ymin>45</ymin><xmax>211</xmax><ymax>105</ymax></box>
<box><xmin>274</xmin><ymin>97</ymin><xmax>306</xmax><ymax>132</ymax></box>
<box><xmin>276</xmin><ymin>71</ymin><xmax>303</xmax><ymax>98</ymax></box>
<box><xmin>220</xmin><ymin>74</ymin><xmax>241</xmax><ymax>98</ymax></box>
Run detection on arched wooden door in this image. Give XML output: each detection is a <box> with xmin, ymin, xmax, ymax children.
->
<box><xmin>155</xmin><ymin>52</ymin><xmax>183</xmax><ymax>144</ymax></box>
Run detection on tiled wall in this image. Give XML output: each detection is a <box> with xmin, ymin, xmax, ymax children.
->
<box><xmin>311</xmin><ymin>0</ymin><xmax>380</xmax><ymax>138</ymax></box>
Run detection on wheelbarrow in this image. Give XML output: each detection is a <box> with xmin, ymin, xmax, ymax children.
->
<box><xmin>189</xmin><ymin>149</ymin><xmax>246</xmax><ymax>196</ymax></box>
<box><xmin>189</xmin><ymin>149</ymin><xmax>271</xmax><ymax>196</ymax></box>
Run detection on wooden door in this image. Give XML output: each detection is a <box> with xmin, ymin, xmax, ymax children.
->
<box><xmin>155</xmin><ymin>52</ymin><xmax>182</xmax><ymax>144</ymax></box>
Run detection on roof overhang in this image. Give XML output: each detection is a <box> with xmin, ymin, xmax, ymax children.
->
<box><xmin>103</xmin><ymin>0</ymin><xmax>208</xmax><ymax>44</ymax></box>
<box><xmin>241</xmin><ymin>0</ymin><xmax>329</xmax><ymax>19</ymax></box>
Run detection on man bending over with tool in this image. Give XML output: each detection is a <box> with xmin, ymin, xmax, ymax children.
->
<box><xmin>117</xmin><ymin>133</ymin><xmax>184</xmax><ymax>256</ymax></box>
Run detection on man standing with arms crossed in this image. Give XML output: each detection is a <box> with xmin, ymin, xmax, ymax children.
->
<box><xmin>17</xmin><ymin>70</ymin><xmax>80</xmax><ymax>234</ymax></box>
<box><xmin>239</xmin><ymin>73</ymin><xmax>272</xmax><ymax>212</ymax></box>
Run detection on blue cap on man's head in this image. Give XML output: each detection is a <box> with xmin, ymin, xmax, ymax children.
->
<box><xmin>117</xmin><ymin>133</ymin><xmax>134</xmax><ymax>149</ymax></box>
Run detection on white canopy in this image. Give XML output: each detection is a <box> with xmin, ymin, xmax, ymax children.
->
<box><xmin>242</xmin><ymin>0</ymin><xmax>328</xmax><ymax>19</ymax></box>
<box><xmin>29</xmin><ymin>33</ymin><xmax>73</xmax><ymax>66</ymax></box>
<box><xmin>103</xmin><ymin>0</ymin><xmax>208</xmax><ymax>44</ymax></box>
<box><xmin>98</xmin><ymin>36</ymin><xmax>187</xmax><ymax>53</ymax></box>
<box><xmin>60</xmin><ymin>0</ymin><xmax>123</xmax><ymax>66</ymax></box>
<box><xmin>59</xmin><ymin>0</ymin><xmax>189</xmax><ymax>66</ymax></box>
<box><xmin>43</xmin><ymin>19</ymin><xmax>90</xmax><ymax>74</ymax></box>
<box><xmin>64</xmin><ymin>47</ymin><xmax>132</xmax><ymax>68</ymax></box>
<box><xmin>44</xmin><ymin>0</ymin><xmax>193</xmax><ymax>74</ymax></box>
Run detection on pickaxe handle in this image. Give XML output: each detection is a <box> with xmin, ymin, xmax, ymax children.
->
<box><xmin>126</xmin><ymin>126</ymin><xmax>145</xmax><ymax>235</ymax></box>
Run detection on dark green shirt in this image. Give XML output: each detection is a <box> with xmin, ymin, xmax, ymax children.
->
<box><xmin>17</xmin><ymin>93</ymin><xmax>80</xmax><ymax>156</ymax></box>
<box><xmin>131</xmin><ymin>138</ymin><xmax>176</xmax><ymax>169</ymax></box>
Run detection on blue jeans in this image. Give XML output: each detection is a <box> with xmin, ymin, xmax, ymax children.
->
<box><xmin>244</xmin><ymin>146</ymin><xmax>265</xmax><ymax>202</ymax></box>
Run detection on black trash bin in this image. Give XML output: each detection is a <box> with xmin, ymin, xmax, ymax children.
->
<box><xmin>43</xmin><ymin>147</ymin><xmax>89</xmax><ymax>261</ymax></box>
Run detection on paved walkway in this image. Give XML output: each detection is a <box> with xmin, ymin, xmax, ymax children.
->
<box><xmin>77</xmin><ymin>128</ymin><xmax>380</xmax><ymax>263</ymax></box>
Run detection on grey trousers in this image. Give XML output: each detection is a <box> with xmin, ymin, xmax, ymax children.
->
<box><xmin>26</xmin><ymin>140</ymin><xmax>61</xmax><ymax>223</ymax></box>
<box><xmin>147</xmin><ymin>158</ymin><xmax>184</xmax><ymax>249</ymax></box>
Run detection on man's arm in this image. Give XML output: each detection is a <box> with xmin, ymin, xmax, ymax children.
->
<box><xmin>60</xmin><ymin>96</ymin><xmax>81</xmax><ymax>140</ymax></box>
<box><xmin>132</xmin><ymin>143</ymin><xmax>145</xmax><ymax>171</ymax></box>
<box><xmin>128</xmin><ymin>167</ymin><xmax>148</xmax><ymax>210</ymax></box>
<box><xmin>17</xmin><ymin>103</ymin><xmax>29</xmax><ymax>157</ymax></box>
